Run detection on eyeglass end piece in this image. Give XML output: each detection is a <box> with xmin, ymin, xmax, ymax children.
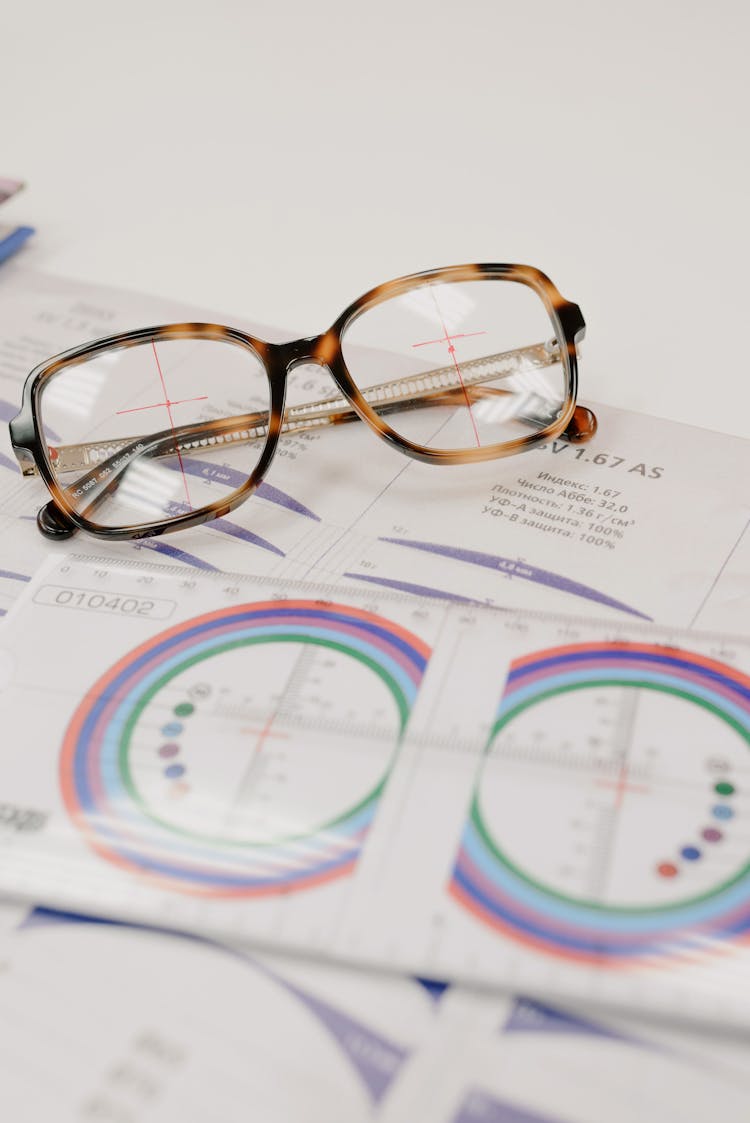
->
<box><xmin>563</xmin><ymin>405</ymin><xmax>597</xmax><ymax>444</ymax></box>
<box><xmin>37</xmin><ymin>501</ymin><xmax>77</xmax><ymax>540</ymax></box>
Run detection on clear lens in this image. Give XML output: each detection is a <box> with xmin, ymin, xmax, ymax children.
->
<box><xmin>340</xmin><ymin>278</ymin><xmax>568</xmax><ymax>452</ymax></box>
<box><xmin>39</xmin><ymin>335</ymin><xmax>271</xmax><ymax>530</ymax></box>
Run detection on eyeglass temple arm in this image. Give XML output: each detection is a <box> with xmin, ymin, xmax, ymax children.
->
<box><xmin>34</xmin><ymin>339</ymin><xmax>597</xmax><ymax>530</ymax></box>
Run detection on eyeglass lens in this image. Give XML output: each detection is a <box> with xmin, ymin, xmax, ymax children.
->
<box><xmin>39</xmin><ymin>337</ymin><xmax>272</xmax><ymax>529</ymax></box>
<box><xmin>340</xmin><ymin>279</ymin><xmax>567</xmax><ymax>451</ymax></box>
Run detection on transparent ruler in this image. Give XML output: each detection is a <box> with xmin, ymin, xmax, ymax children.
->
<box><xmin>0</xmin><ymin>553</ymin><xmax>749</xmax><ymax>1028</ymax></box>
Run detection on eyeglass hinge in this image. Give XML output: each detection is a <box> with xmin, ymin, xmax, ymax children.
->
<box><xmin>545</xmin><ymin>336</ymin><xmax>583</xmax><ymax>360</ymax></box>
<box><xmin>12</xmin><ymin>448</ymin><xmax>38</xmax><ymax>477</ymax></box>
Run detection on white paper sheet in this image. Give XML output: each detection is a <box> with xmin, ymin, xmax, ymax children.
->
<box><xmin>384</xmin><ymin>987</ymin><xmax>750</xmax><ymax>1123</ymax></box>
<box><xmin>1</xmin><ymin>268</ymin><xmax>749</xmax><ymax>1116</ymax></box>
<box><xmin>0</xmin><ymin>907</ymin><xmax>438</xmax><ymax>1122</ymax></box>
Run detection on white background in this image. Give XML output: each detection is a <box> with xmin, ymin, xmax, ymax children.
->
<box><xmin>2</xmin><ymin>0</ymin><xmax>749</xmax><ymax>436</ymax></box>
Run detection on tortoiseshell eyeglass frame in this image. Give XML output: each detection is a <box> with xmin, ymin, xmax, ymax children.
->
<box><xmin>9</xmin><ymin>263</ymin><xmax>596</xmax><ymax>542</ymax></box>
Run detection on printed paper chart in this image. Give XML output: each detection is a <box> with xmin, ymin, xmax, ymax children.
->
<box><xmin>62</xmin><ymin>599</ymin><xmax>430</xmax><ymax>896</ymax></box>
<box><xmin>451</xmin><ymin>640</ymin><xmax>750</xmax><ymax>963</ymax></box>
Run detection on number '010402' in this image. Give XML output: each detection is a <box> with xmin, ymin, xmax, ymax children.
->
<box><xmin>53</xmin><ymin>589</ymin><xmax>155</xmax><ymax>615</ymax></box>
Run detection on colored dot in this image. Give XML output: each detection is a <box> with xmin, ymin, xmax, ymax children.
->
<box><xmin>712</xmin><ymin>804</ymin><xmax>734</xmax><ymax>821</ymax></box>
<box><xmin>174</xmin><ymin>702</ymin><xmax>194</xmax><ymax>718</ymax></box>
<box><xmin>158</xmin><ymin>743</ymin><xmax>180</xmax><ymax>759</ymax></box>
<box><xmin>702</xmin><ymin>828</ymin><xmax>723</xmax><ymax>843</ymax></box>
<box><xmin>657</xmin><ymin>862</ymin><xmax>678</xmax><ymax>878</ymax></box>
<box><xmin>161</xmin><ymin>722</ymin><xmax>182</xmax><ymax>737</ymax></box>
<box><xmin>714</xmin><ymin>781</ymin><xmax>735</xmax><ymax>797</ymax></box>
<box><xmin>164</xmin><ymin>763</ymin><xmax>186</xmax><ymax>779</ymax></box>
<box><xmin>681</xmin><ymin>846</ymin><xmax>701</xmax><ymax>861</ymax></box>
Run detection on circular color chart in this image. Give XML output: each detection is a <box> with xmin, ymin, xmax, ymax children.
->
<box><xmin>450</xmin><ymin>642</ymin><xmax>750</xmax><ymax>963</ymax></box>
<box><xmin>61</xmin><ymin>600</ymin><xmax>429</xmax><ymax>897</ymax></box>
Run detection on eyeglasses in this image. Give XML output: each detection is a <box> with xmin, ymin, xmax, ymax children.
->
<box><xmin>10</xmin><ymin>263</ymin><xmax>596</xmax><ymax>541</ymax></box>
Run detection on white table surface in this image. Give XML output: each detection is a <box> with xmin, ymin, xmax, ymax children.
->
<box><xmin>3</xmin><ymin>0</ymin><xmax>749</xmax><ymax>437</ymax></box>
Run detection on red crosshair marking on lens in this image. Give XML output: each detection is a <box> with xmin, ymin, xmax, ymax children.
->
<box><xmin>117</xmin><ymin>341</ymin><xmax>200</xmax><ymax>509</ymax></box>
<box><xmin>411</xmin><ymin>288</ymin><xmax>483</xmax><ymax>447</ymax></box>
<box><xmin>595</xmin><ymin>761</ymin><xmax>649</xmax><ymax>810</ymax></box>
<box><xmin>412</xmin><ymin>330</ymin><xmax>487</xmax><ymax>349</ymax></box>
<box><xmin>115</xmin><ymin>395</ymin><xmax>208</xmax><ymax>416</ymax></box>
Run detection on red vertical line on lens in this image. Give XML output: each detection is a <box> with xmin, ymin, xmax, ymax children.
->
<box><xmin>151</xmin><ymin>340</ymin><xmax>193</xmax><ymax>509</ymax></box>
<box><xmin>428</xmin><ymin>287</ymin><xmax>481</xmax><ymax>447</ymax></box>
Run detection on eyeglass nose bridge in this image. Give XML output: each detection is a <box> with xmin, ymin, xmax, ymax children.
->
<box><xmin>266</xmin><ymin>332</ymin><xmax>340</xmax><ymax>380</ymax></box>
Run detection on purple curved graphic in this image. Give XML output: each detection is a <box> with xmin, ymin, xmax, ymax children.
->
<box><xmin>210</xmin><ymin>516</ymin><xmax>285</xmax><ymax>556</ymax></box>
<box><xmin>454</xmin><ymin>1090</ymin><xmax>561</xmax><ymax>1123</ymax></box>
<box><xmin>380</xmin><ymin>538</ymin><xmax>650</xmax><ymax>620</ymax></box>
<box><xmin>344</xmin><ymin>571</ymin><xmax>478</xmax><ymax>604</ymax></box>
<box><xmin>262</xmin><ymin>968</ymin><xmax>410</xmax><ymax>1103</ymax></box>
<box><xmin>0</xmin><ymin>568</ymin><xmax>30</xmax><ymax>583</ymax></box>
<box><xmin>163</xmin><ymin>500</ymin><xmax>284</xmax><ymax>557</ymax></box>
<box><xmin>504</xmin><ymin>997</ymin><xmax>641</xmax><ymax>1048</ymax></box>
<box><xmin>0</xmin><ymin>450</ymin><xmax>19</xmax><ymax>473</ymax></box>
<box><xmin>132</xmin><ymin>539</ymin><xmax>219</xmax><ymax>572</ymax></box>
<box><xmin>415</xmin><ymin>977</ymin><xmax>450</xmax><ymax>1003</ymax></box>
<box><xmin>257</xmin><ymin>480</ymin><xmax>320</xmax><ymax>522</ymax></box>
<box><xmin>170</xmin><ymin>458</ymin><xmax>319</xmax><ymax>521</ymax></box>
